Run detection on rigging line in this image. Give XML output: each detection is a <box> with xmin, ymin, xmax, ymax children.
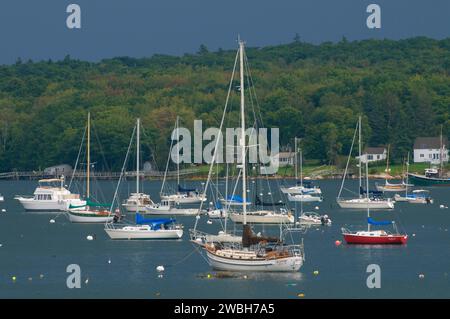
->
<box><xmin>337</xmin><ymin>119</ymin><xmax>359</xmax><ymax>199</ymax></box>
<box><xmin>140</xmin><ymin>125</ymin><xmax>161</xmax><ymax>172</ymax></box>
<box><xmin>69</xmin><ymin>124</ymin><xmax>87</xmax><ymax>189</ymax></box>
<box><xmin>166</xmin><ymin>247</ymin><xmax>199</xmax><ymax>267</ymax></box>
<box><xmin>108</xmin><ymin>124</ymin><xmax>136</xmax><ymax>217</ymax></box>
<box><xmin>160</xmin><ymin>118</ymin><xmax>177</xmax><ymax>195</ymax></box>
<box><xmin>194</xmin><ymin>48</ymin><xmax>239</xmax><ymax>231</ymax></box>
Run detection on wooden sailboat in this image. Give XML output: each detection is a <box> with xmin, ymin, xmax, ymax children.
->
<box><xmin>192</xmin><ymin>39</ymin><xmax>304</xmax><ymax>271</ymax></box>
<box><xmin>67</xmin><ymin>113</ymin><xmax>115</xmax><ymax>223</ymax></box>
<box><xmin>337</xmin><ymin>116</ymin><xmax>394</xmax><ymax>209</ymax></box>
<box><xmin>375</xmin><ymin>145</ymin><xmax>410</xmax><ymax>192</ymax></box>
<box><xmin>105</xmin><ymin>118</ymin><xmax>183</xmax><ymax>240</ymax></box>
<box><xmin>342</xmin><ymin>159</ymin><xmax>408</xmax><ymax>244</ymax></box>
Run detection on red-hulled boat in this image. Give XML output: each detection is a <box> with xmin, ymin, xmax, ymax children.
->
<box><xmin>341</xmin><ymin>156</ymin><xmax>408</xmax><ymax>245</ymax></box>
<box><xmin>342</xmin><ymin>229</ymin><xmax>408</xmax><ymax>245</ymax></box>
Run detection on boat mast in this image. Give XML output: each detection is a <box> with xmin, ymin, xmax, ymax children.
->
<box><xmin>136</xmin><ymin>118</ymin><xmax>140</xmax><ymax>196</ymax></box>
<box><xmin>385</xmin><ymin>144</ymin><xmax>390</xmax><ymax>181</ymax></box>
<box><xmin>358</xmin><ymin>116</ymin><xmax>362</xmax><ymax>198</ymax></box>
<box><xmin>405</xmin><ymin>152</ymin><xmax>410</xmax><ymax>196</ymax></box>
<box><xmin>177</xmin><ymin>116</ymin><xmax>180</xmax><ymax>187</ymax></box>
<box><xmin>366</xmin><ymin>156</ymin><xmax>370</xmax><ymax>232</ymax></box>
<box><xmin>440</xmin><ymin>125</ymin><xmax>443</xmax><ymax>178</ymax></box>
<box><xmin>87</xmin><ymin>112</ymin><xmax>90</xmax><ymax>200</ymax></box>
<box><xmin>294</xmin><ymin>137</ymin><xmax>298</xmax><ymax>181</ymax></box>
<box><xmin>239</xmin><ymin>39</ymin><xmax>247</xmax><ymax>225</ymax></box>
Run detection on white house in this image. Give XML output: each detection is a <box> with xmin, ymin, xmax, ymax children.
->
<box><xmin>276</xmin><ymin>151</ymin><xmax>295</xmax><ymax>167</ymax></box>
<box><xmin>357</xmin><ymin>147</ymin><xmax>387</xmax><ymax>164</ymax></box>
<box><xmin>413</xmin><ymin>137</ymin><xmax>448</xmax><ymax>164</ymax></box>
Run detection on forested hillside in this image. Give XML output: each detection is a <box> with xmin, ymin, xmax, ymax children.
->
<box><xmin>0</xmin><ymin>36</ymin><xmax>449</xmax><ymax>171</ymax></box>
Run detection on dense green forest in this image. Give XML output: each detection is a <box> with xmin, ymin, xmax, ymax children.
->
<box><xmin>0</xmin><ymin>36</ymin><xmax>449</xmax><ymax>172</ymax></box>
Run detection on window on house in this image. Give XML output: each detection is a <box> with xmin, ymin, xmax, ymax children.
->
<box><xmin>420</xmin><ymin>154</ymin><xmax>424</xmax><ymax>158</ymax></box>
<box><xmin>367</xmin><ymin>155</ymin><xmax>373</xmax><ymax>160</ymax></box>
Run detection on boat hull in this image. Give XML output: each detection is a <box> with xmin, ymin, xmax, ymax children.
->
<box><xmin>343</xmin><ymin>233</ymin><xmax>408</xmax><ymax>244</ymax></box>
<box><xmin>206</xmin><ymin>250</ymin><xmax>303</xmax><ymax>272</ymax></box>
<box><xmin>144</xmin><ymin>206</ymin><xmax>198</xmax><ymax>216</ymax></box>
<box><xmin>229</xmin><ymin>213</ymin><xmax>294</xmax><ymax>224</ymax></box>
<box><xmin>161</xmin><ymin>195</ymin><xmax>206</xmax><ymax>204</ymax></box>
<box><xmin>16</xmin><ymin>197</ymin><xmax>86</xmax><ymax>211</ymax></box>
<box><xmin>287</xmin><ymin>194</ymin><xmax>322</xmax><ymax>202</ymax></box>
<box><xmin>337</xmin><ymin>199</ymin><xmax>394</xmax><ymax>209</ymax></box>
<box><xmin>105</xmin><ymin>228</ymin><xmax>183</xmax><ymax>240</ymax></box>
<box><xmin>67</xmin><ymin>210</ymin><xmax>114</xmax><ymax>223</ymax></box>
<box><xmin>407</xmin><ymin>173</ymin><xmax>450</xmax><ymax>186</ymax></box>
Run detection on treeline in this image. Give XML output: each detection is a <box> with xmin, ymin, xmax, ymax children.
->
<box><xmin>0</xmin><ymin>36</ymin><xmax>449</xmax><ymax>172</ymax></box>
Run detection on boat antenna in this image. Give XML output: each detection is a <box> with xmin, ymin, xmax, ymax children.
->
<box><xmin>358</xmin><ymin>115</ymin><xmax>362</xmax><ymax>199</ymax></box>
<box><xmin>366</xmin><ymin>154</ymin><xmax>370</xmax><ymax>232</ymax></box>
<box><xmin>239</xmin><ymin>39</ymin><xmax>247</xmax><ymax>225</ymax></box>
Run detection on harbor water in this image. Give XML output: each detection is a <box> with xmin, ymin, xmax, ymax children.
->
<box><xmin>0</xmin><ymin>179</ymin><xmax>449</xmax><ymax>298</ymax></box>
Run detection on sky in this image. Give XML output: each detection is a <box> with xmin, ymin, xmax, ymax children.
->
<box><xmin>0</xmin><ymin>0</ymin><xmax>449</xmax><ymax>64</ymax></box>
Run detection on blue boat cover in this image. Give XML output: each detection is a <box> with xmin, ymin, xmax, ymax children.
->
<box><xmin>225</xmin><ymin>195</ymin><xmax>250</xmax><ymax>203</ymax></box>
<box><xmin>215</xmin><ymin>201</ymin><xmax>223</xmax><ymax>209</ymax></box>
<box><xmin>135</xmin><ymin>213</ymin><xmax>175</xmax><ymax>229</ymax></box>
<box><xmin>178</xmin><ymin>184</ymin><xmax>196</xmax><ymax>193</ymax></box>
<box><xmin>367</xmin><ymin>217</ymin><xmax>392</xmax><ymax>226</ymax></box>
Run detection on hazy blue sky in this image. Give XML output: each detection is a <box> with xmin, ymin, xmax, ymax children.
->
<box><xmin>0</xmin><ymin>0</ymin><xmax>449</xmax><ymax>64</ymax></box>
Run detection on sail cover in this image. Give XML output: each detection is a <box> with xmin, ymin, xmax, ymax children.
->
<box><xmin>178</xmin><ymin>185</ymin><xmax>197</xmax><ymax>193</ymax></box>
<box><xmin>360</xmin><ymin>187</ymin><xmax>384</xmax><ymax>196</ymax></box>
<box><xmin>255</xmin><ymin>195</ymin><xmax>284</xmax><ymax>207</ymax></box>
<box><xmin>225</xmin><ymin>195</ymin><xmax>250</xmax><ymax>203</ymax></box>
<box><xmin>367</xmin><ymin>217</ymin><xmax>392</xmax><ymax>226</ymax></box>
<box><xmin>135</xmin><ymin>213</ymin><xmax>175</xmax><ymax>229</ymax></box>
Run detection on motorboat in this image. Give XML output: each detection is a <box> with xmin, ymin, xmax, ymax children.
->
<box><xmin>298</xmin><ymin>212</ymin><xmax>331</xmax><ymax>225</ymax></box>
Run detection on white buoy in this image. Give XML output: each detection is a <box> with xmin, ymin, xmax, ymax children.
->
<box><xmin>108</xmin><ymin>259</ymin><xmax>111</xmax><ymax>264</ymax></box>
<box><xmin>156</xmin><ymin>265</ymin><xmax>165</xmax><ymax>272</ymax></box>
<box><xmin>49</xmin><ymin>219</ymin><xmax>55</xmax><ymax>224</ymax></box>
<box><xmin>440</xmin><ymin>205</ymin><xmax>445</xmax><ymax>209</ymax></box>
<box><xmin>207</xmin><ymin>220</ymin><xmax>213</xmax><ymax>225</ymax></box>
<box><xmin>85</xmin><ymin>278</ymin><xmax>89</xmax><ymax>284</ymax></box>
<box><xmin>86</xmin><ymin>235</ymin><xmax>94</xmax><ymax>241</ymax></box>
<box><xmin>196</xmin><ymin>215</ymin><xmax>201</xmax><ymax>220</ymax></box>
<box><xmin>315</xmin><ymin>206</ymin><xmax>319</xmax><ymax>210</ymax></box>
<box><xmin>1</xmin><ymin>209</ymin><xmax>6</xmax><ymax>212</ymax></box>
<box><xmin>419</xmin><ymin>274</ymin><xmax>425</xmax><ymax>279</ymax></box>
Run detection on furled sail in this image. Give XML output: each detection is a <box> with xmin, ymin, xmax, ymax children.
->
<box><xmin>367</xmin><ymin>217</ymin><xmax>392</xmax><ymax>226</ymax></box>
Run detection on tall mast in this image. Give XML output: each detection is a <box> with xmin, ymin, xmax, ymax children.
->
<box><xmin>440</xmin><ymin>125</ymin><xmax>444</xmax><ymax>178</ymax></box>
<box><xmin>405</xmin><ymin>152</ymin><xmax>410</xmax><ymax>196</ymax></box>
<box><xmin>239</xmin><ymin>39</ymin><xmax>247</xmax><ymax>225</ymax></box>
<box><xmin>177</xmin><ymin>116</ymin><xmax>180</xmax><ymax>187</ymax></box>
<box><xmin>136</xmin><ymin>118</ymin><xmax>140</xmax><ymax>195</ymax></box>
<box><xmin>366</xmin><ymin>157</ymin><xmax>370</xmax><ymax>232</ymax></box>
<box><xmin>300</xmin><ymin>143</ymin><xmax>303</xmax><ymax>187</ymax></box>
<box><xmin>294</xmin><ymin>137</ymin><xmax>298</xmax><ymax>180</ymax></box>
<box><xmin>87</xmin><ymin>112</ymin><xmax>90</xmax><ymax>199</ymax></box>
<box><xmin>358</xmin><ymin>116</ymin><xmax>362</xmax><ymax>198</ymax></box>
<box><xmin>386</xmin><ymin>144</ymin><xmax>390</xmax><ymax>180</ymax></box>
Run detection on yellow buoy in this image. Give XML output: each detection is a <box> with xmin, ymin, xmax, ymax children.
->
<box><xmin>12</xmin><ymin>276</ymin><xmax>17</xmax><ymax>282</ymax></box>
<box><xmin>207</xmin><ymin>274</ymin><xmax>212</xmax><ymax>279</ymax></box>
<box><xmin>313</xmin><ymin>270</ymin><xmax>319</xmax><ymax>275</ymax></box>
<box><xmin>297</xmin><ymin>293</ymin><xmax>305</xmax><ymax>298</ymax></box>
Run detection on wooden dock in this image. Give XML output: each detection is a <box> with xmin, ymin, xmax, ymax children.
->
<box><xmin>0</xmin><ymin>168</ymin><xmax>200</xmax><ymax>180</ymax></box>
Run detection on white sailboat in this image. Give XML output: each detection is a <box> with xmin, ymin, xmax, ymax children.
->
<box><xmin>105</xmin><ymin>118</ymin><xmax>183</xmax><ymax>240</ymax></box>
<box><xmin>337</xmin><ymin>116</ymin><xmax>394</xmax><ymax>210</ymax></box>
<box><xmin>375</xmin><ymin>145</ymin><xmax>412</xmax><ymax>192</ymax></box>
<box><xmin>191</xmin><ymin>39</ymin><xmax>304</xmax><ymax>271</ymax></box>
<box><xmin>159</xmin><ymin>116</ymin><xmax>206</xmax><ymax>204</ymax></box>
<box><xmin>15</xmin><ymin>176</ymin><xmax>86</xmax><ymax>211</ymax></box>
<box><xmin>67</xmin><ymin>113</ymin><xmax>115</xmax><ymax>223</ymax></box>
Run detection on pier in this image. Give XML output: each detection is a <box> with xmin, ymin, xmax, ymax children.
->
<box><xmin>0</xmin><ymin>168</ymin><xmax>200</xmax><ymax>180</ymax></box>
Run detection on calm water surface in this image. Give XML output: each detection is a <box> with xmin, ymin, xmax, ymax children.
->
<box><xmin>0</xmin><ymin>179</ymin><xmax>449</xmax><ymax>298</ymax></box>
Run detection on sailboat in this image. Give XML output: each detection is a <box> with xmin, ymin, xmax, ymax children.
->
<box><xmin>375</xmin><ymin>145</ymin><xmax>411</xmax><ymax>192</ymax></box>
<box><xmin>105</xmin><ymin>118</ymin><xmax>183</xmax><ymax>240</ymax></box>
<box><xmin>408</xmin><ymin>127</ymin><xmax>450</xmax><ymax>186</ymax></box>
<box><xmin>67</xmin><ymin>113</ymin><xmax>115</xmax><ymax>223</ymax></box>
<box><xmin>341</xmin><ymin>159</ymin><xmax>408</xmax><ymax>245</ymax></box>
<box><xmin>191</xmin><ymin>39</ymin><xmax>304</xmax><ymax>271</ymax></box>
<box><xmin>280</xmin><ymin>138</ymin><xmax>322</xmax><ymax>196</ymax></box>
<box><xmin>337</xmin><ymin>116</ymin><xmax>394</xmax><ymax>209</ymax></box>
<box><xmin>159</xmin><ymin>116</ymin><xmax>206</xmax><ymax>204</ymax></box>
<box><xmin>393</xmin><ymin>153</ymin><xmax>432</xmax><ymax>203</ymax></box>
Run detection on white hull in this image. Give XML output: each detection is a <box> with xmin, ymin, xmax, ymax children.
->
<box><xmin>229</xmin><ymin>212</ymin><xmax>294</xmax><ymax>224</ymax></box>
<box><xmin>0</xmin><ymin>195</ymin><xmax>4</xmax><ymax>202</ymax></box>
<box><xmin>122</xmin><ymin>204</ymin><xmax>148</xmax><ymax>212</ymax></box>
<box><xmin>207</xmin><ymin>209</ymin><xmax>228</xmax><ymax>219</ymax></box>
<box><xmin>16</xmin><ymin>197</ymin><xmax>86</xmax><ymax>211</ymax></box>
<box><xmin>287</xmin><ymin>194</ymin><xmax>322</xmax><ymax>202</ymax></box>
<box><xmin>105</xmin><ymin>227</ymin><xmax>183</xmax><ymax>239</ymax></box>
<box><xmin>206</xmin><ymin>250</ymin><xmax>303</xmax><ymax>272</ymax></box>
<box><xmin>145</xmin><ymin>205</ymin><xmax>199</xmax><ymax>216</ymax></box>
<box><xmin>161</xmin><ymin>194</ymin><xmax>206</xmax><ymax>204</ymax></box>
<box><xmin>219</xmin><ymin>199</ymin><xmax>251</xmax><ymax>207</ymax></box>
<box><xmin>394</xmin><ymin>194</ymin><xmax>433</xmax><ymax>204</ymax></box>
<box><xmin>337</xmin><ymin>198</ymin><xmax>394</xmax><ymax>209</ymax></box>
<box><xmin>67</xmin><ymin>210</ymin><xmax>114</xmax><ymax>223</ymax></box>
<box><xmin>280</xmin><ymin>186</ymin><xmax>322</xmax><ymax>195</ymax></box>
<box><xmin>204</xmin><ymin>232</ymin><xmax>242</xmax><ymax>243</ymax></box>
